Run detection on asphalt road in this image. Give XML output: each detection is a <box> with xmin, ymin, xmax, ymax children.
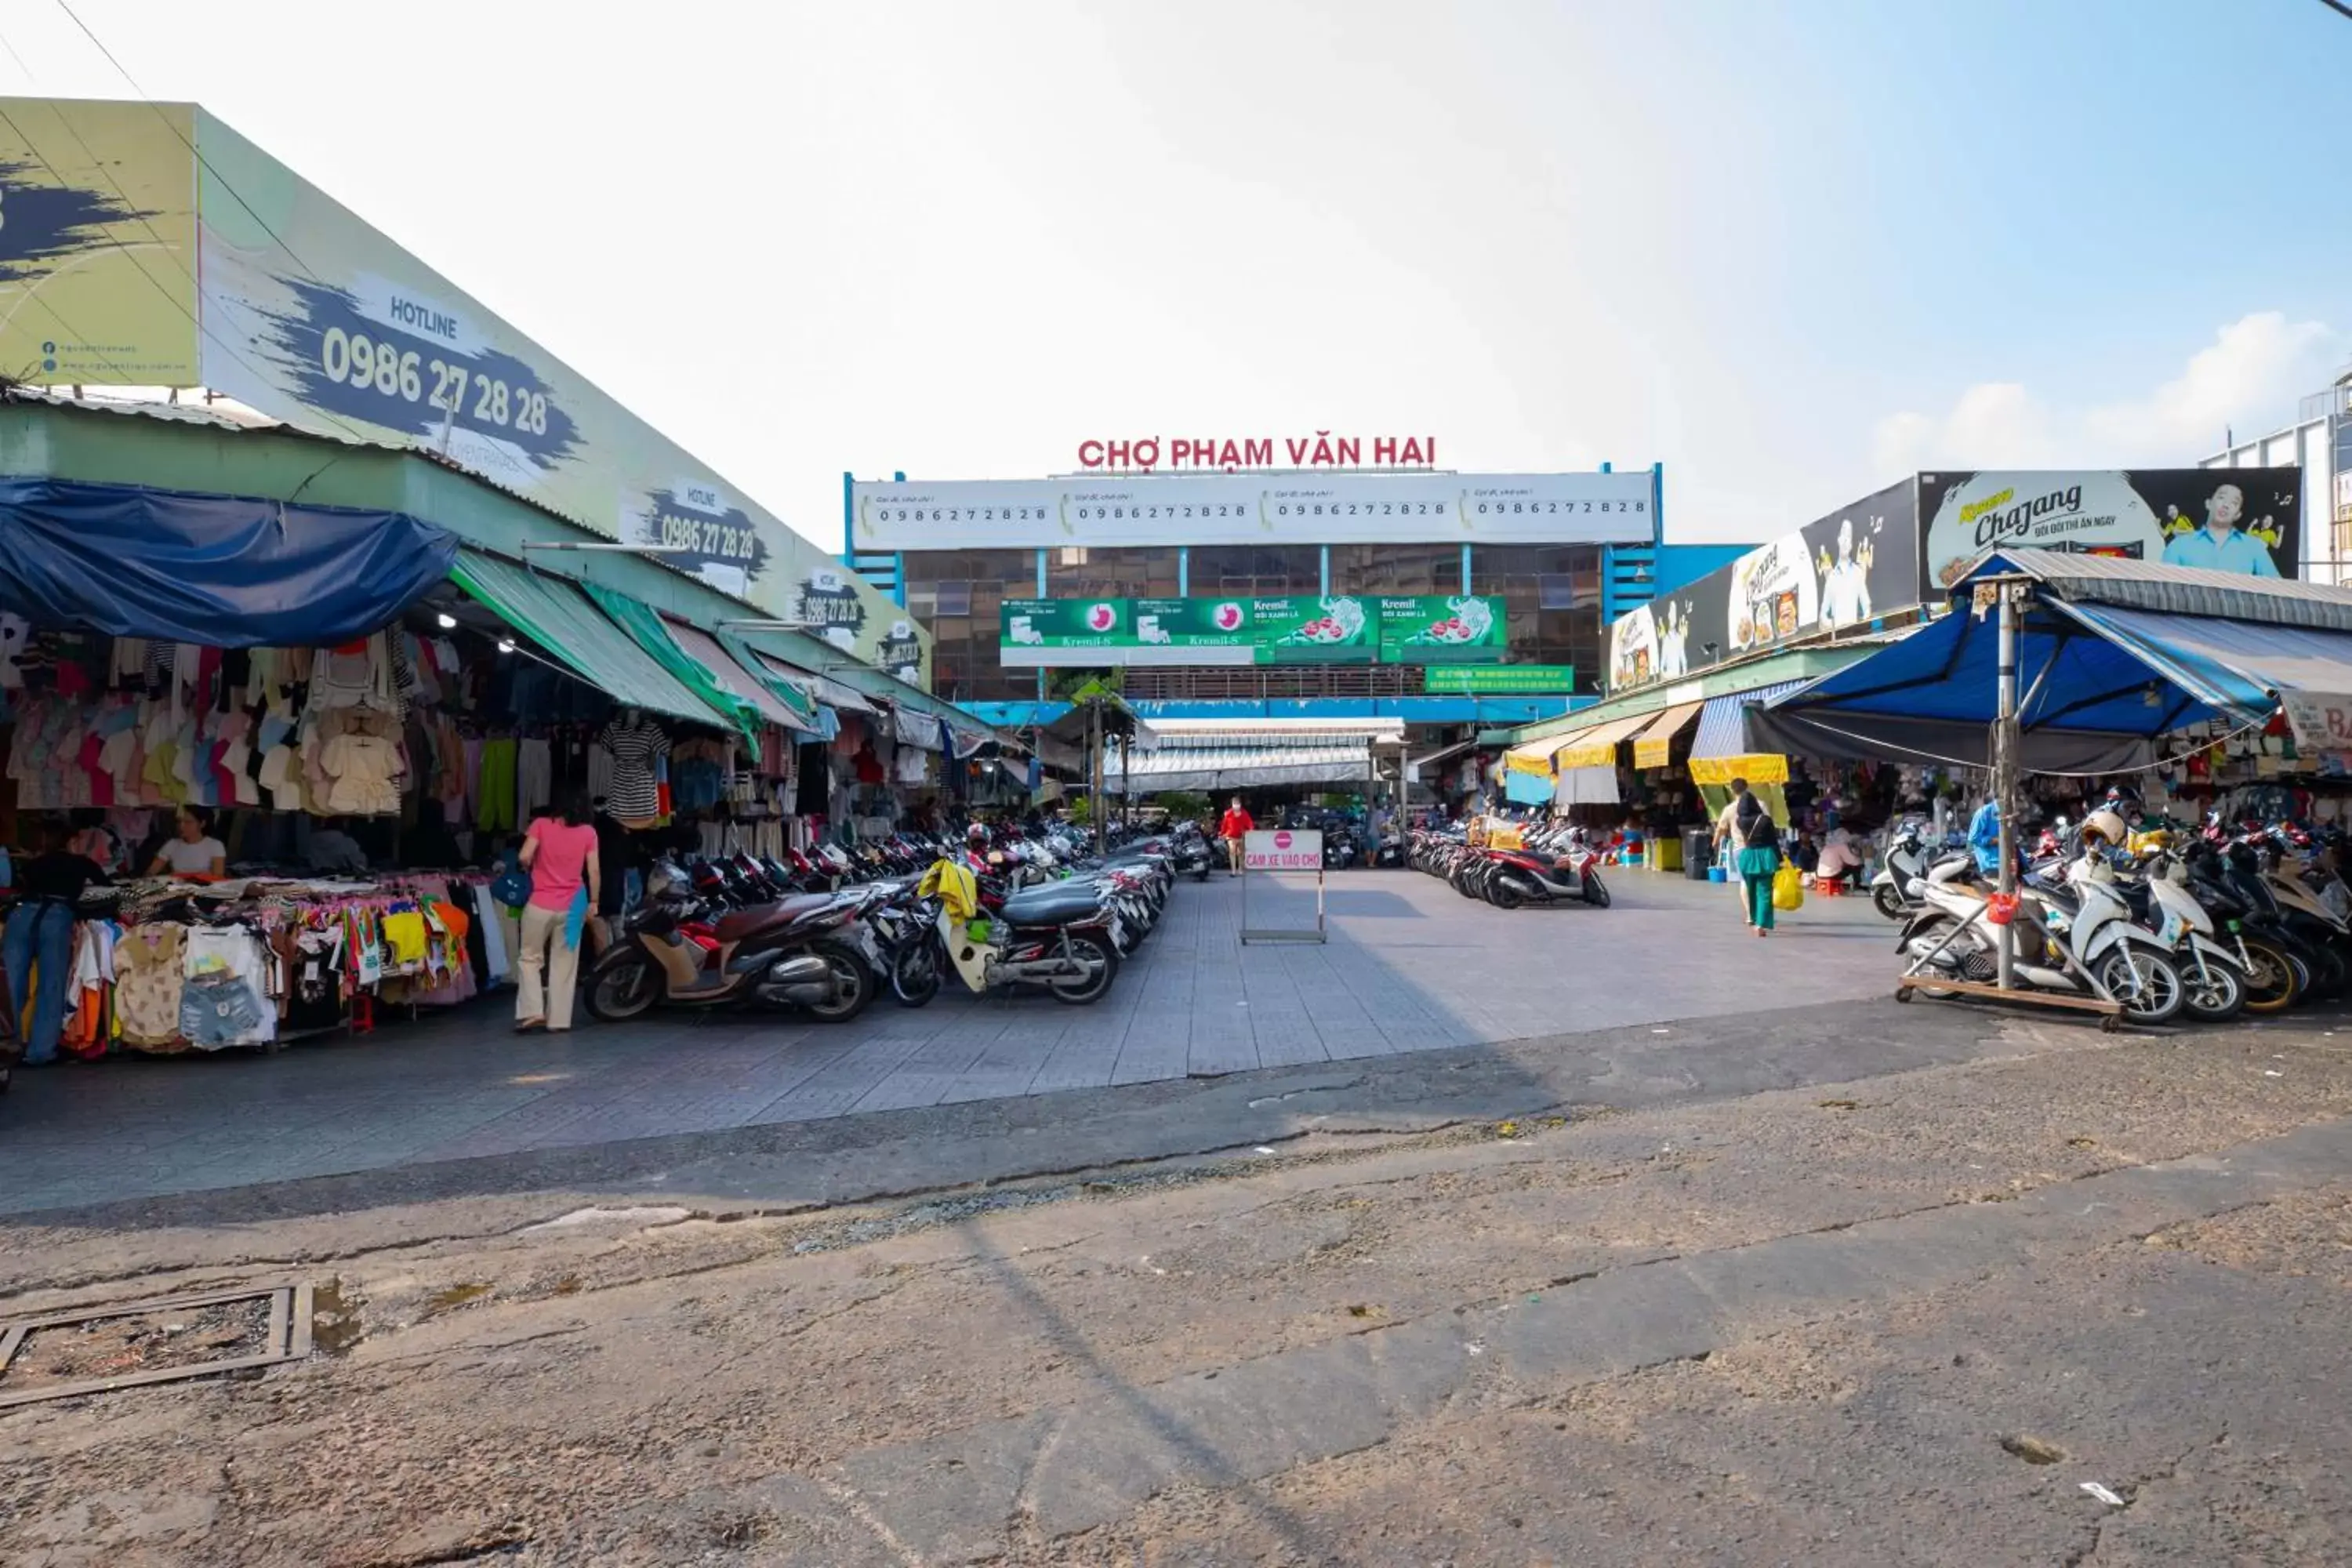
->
<box><xmin>6</xmin><ymin>990</ymin><xmax>2352</xmax><ymax>1565</ymax></box>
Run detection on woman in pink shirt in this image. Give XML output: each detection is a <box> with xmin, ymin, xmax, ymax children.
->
<box><xmin>516</xmin><ymin>790</ymin><xmax>601</xmax><ymax>1033</ymax></box>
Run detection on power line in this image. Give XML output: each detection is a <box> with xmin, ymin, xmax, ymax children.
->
<box><xmin>2318</xmin><ymin>0</ymin><xmax>2352</xmax><ymax>21</ymax></box>
<box><xmin>0</xmin><ymin>23</ymin><xmax>34</xmax><ymax>82</ymax></box>
<box><xmin>53</xmin><ymin>0</ymin><xmax>334</xmax><ymax>289</ymax></box>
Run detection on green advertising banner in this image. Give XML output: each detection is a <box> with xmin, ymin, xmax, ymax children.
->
<box><xmin>1423</xmin><ymin>665</ymin><xmax>1577</xmax><ymax>694</ymax></box>
<box><xmin>1132</xmin><ymin>597</ymin><xmax>1256</xmax><ymax>664</ymax></box>
<box><xmin>1001</xmin><ymin>597</ymin><xmax>1129</xmax><ymax>663</ymax></box>
<box><xmin>1375</xmin><ymin>596</ymin><xmax>1507</xmax><ymax>663</ymax></box>
<box><xmin>1251</xmin><ymin>596</ymin><xmax>1376</xmax><ymax>664</ymax></box>
<box><xmin>1000</xmin><ymin>595</ymin><xmax>1507</xmax><ymax>668</ymax></box>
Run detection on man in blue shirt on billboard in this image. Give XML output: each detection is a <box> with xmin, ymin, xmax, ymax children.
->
<box><xmin>2161</xmin><ymin>484</ymin><xmax>2280</xmax><ymax>576</ymax></box>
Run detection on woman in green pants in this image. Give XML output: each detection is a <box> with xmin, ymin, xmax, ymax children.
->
<box><xmin>1728</xmin><ymin>780</ymin><xmax>1783</xmax><ymax>936</ymax></box>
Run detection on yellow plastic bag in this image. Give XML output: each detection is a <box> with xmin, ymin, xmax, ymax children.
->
<box><xmin>1772</xmin><ymin>862</ymin><xmax>1806</xmax><ymax>911</ymax></box>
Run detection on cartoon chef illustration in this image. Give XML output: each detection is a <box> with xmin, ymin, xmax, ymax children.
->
<box><xmin>1817</xmin><ymin>517</ymin><xmax>1874</xmax><ymax>628</ymax></box>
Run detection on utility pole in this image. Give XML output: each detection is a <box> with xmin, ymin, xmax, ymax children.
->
<box><xmin>1994</xmin><ymin>579</ymin><xmax>2020</xmax><ymax>991</ymax></box>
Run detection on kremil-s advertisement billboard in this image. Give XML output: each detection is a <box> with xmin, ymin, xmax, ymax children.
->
<box><xmin>0</xmin><ymin>97</ymin><xmax>929</xmax><ymax>688</ymax></box>
<box><xmin>999</xmin><ymin>594</ymin><xmax>1506</xmax><ymax>668</ymax></box>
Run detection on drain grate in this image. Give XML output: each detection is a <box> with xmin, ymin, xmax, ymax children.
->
<box><xmin>0</xmin><ymin>1284</ymin><xmax>312</xmax><ymax>1409</ymax></box>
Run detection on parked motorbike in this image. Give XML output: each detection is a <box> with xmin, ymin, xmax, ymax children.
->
<box><xmin>583</xmin><ymin>858</ymin><xmax>881</xmax><ymax>1024</ymax></box>
<box><xmin>1869</xmin><ymin>818</ymin><xmax>1949</xmax><ymax>920</ymax></box>
<box><xmin>890</xmin><ymin>858</ymin><xmax>1122</xmax><ymax>1006</ymax></box>
<box><xmin>1896</xmin><ymin>844</ymin><xmax>2185</xmax><ymax>1027</ymax></box>
<box><xmin>1484</xmin><ymin>824</ymin><xmax>1611</xmax><ymax>909</ymax></box>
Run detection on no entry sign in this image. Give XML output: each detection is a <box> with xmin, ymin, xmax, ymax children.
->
<box><xmin>1243</xmin><ymin>829</ymin><xmax>1322</xmax><ymax>871</ymax></box>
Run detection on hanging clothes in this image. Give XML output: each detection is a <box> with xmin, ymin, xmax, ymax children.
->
<box><xmin>599</xmin><ymin>715</ymin><xmax>670</xmax><ymax>821</ymax></box>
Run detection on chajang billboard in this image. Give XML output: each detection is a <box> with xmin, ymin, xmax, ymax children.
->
<box><xmin>1606</xmin><ymin>467</ymin><xmax>2307</xmax><ymax>693</ymax></box>
<box><xmin>1917</xmin><ymin>469</ymin><xmax>2299</xmax><ymax>591</ymax></box>
<box><xmin>0</xmin><ymin>98</ymin><xmax>927</xmax><ymax>687</ymax></box>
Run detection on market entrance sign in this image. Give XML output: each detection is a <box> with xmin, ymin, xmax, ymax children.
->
<box><xmin>999</xmin><ymin>595</ymin><xmax>1504</xmax><ymax>669</ymax></box>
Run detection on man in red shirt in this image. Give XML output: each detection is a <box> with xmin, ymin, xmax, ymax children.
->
<box><xmin>1218</xmin><ymin>797</ymin><xmax>1254</xmax><ymax>877</ymax></box>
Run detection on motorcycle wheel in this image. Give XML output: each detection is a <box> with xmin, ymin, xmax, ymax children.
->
<box><xmin>2238</xmin><ymin>938</ymin><xmax>2299</xmax><ymax>1014</ymax></box>
<box><xmin>2096</xmin><ymin>946</ymin><xmax>2184</xmax><ymax>1025</ymax></box>
<box><xmin>1901</xmin><ymin>914</ymin><xmax>1965</xmax><ymax>999</ymax></box>
<box><xmin>890</xmin><ymin>942</ymin><xmax>942</xmax><ymax>1008</ymax></box>
<box><xmin>2180</xmin><ymin>955</ymin><xmax>2247</xmax><ymax>1023</ymax></box>
<box><xmin>1581</xmin><ymin>870</ymin><xmax>1612</xmax><ymax>909</ymax></box>
<box><xmin>1871</xmin><ymin>883</ymin><xmax>1907</xmax><ymax>920</ymax></box>
<box><xmin>585</xmin><ymin>953</ymin><xmax>659</xmax><ymax>1022</ymax></box>
<box><xmin>1487</xmin><ymin>875</ymin><xmax>1526</xmax><ymax>909</ymax></box>
<box><xmin>800</xmin><ymin>940</ymin><xmax>875</xmax><ymax>1024</ymax></box>
<box><xmin>2308</xmin><ymin>942</ymin><xmax>2349</xmax><ymax>1000</ymax></box>
<box><xmin>1047</xmin><ymin>933</ymin><xmax>1118</xmax><ymax>1005</ymax></box>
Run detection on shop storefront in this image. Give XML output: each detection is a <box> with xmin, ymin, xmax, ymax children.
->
<box><xmin>0</xmin><ymin>398</ymin><xmax>1005</xmax><ymax>1070</ymax></box>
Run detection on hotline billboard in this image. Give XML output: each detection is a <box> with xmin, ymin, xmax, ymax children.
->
<box><xmin>0</xmin><ymin>98</ymin><xmax>927</xmax><ymax>685</ymax></box>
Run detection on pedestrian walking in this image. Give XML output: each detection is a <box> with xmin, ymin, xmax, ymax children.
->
<box><xmin>1726</xmin><ymin>779</ymin><xmax>1784</xmax><ymax>936</ymax></box>
<box><xmin>515</xmin><ymin>789</ymin><xmax>601</xmax><ymax>1033</ymax></box>
<box><xmin>1218</xmin><ymin>797</ymin><xmax>1254</xmax><ymax>877</ymax></box>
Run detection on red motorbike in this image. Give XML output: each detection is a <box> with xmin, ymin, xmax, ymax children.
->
<box><xmin>1485</xmin><ymin>825</ymin><xmax>1611</xmax><ymax>909</ymax></box>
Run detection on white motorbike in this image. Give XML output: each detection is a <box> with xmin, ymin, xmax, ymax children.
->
<box><xmin>2135</xmin><ymin>845</ymin><xmax>2248</xmax><ymax>1022</ymax></box>
<box><xmin>1869</xmin><ymin>820</ymin><xmax>1940</xmax><ymax>920</ymax></box>
<box><xmin>1896</xmin><ymin>850</ymin><xmax>2185</xmax><ymax>1027</ymax></box>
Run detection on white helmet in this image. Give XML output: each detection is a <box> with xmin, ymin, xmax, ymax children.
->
<box><xmin>2082</xmin><ymin>808</ymin><xmax>2129</xmax><ymax>848</ymax></box>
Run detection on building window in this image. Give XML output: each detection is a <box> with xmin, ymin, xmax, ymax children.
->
<box><xmin>1044</xmin><ymin>546</ymin><xmax>1178</xmax><ymax>601</ymax></box>
<box><xmin>900</xmin><ymin>548</ymin><xmax>1040</xmax><ymax>703</ymax></box>
<box><xmin>1189</xmin><ymin>545</ymin><xmax>1323</xmax><ymax>597</ymax></box>
<box><xmin>1471</xmin><ymin>545</ymin><xmax>1605</xmax><ymax>692</ymax></box>
<box><xmin>1327</xmin><ymin>543</ymin><xmax>1459</xmax><ymax>597</ymax></box>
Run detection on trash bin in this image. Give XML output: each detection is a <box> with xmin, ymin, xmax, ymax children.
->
<box><xmin>1681</xmin><ymin>827</ymin><xmax>1713</xmax><ymax>881</ymax></box>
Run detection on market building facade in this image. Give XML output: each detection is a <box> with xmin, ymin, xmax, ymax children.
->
<box><xmin>0</xmin><ymin>100</ymin><xmax>1011</xmax><ymax>1073</ymax></box>
<box><xmin>841</xmin><ymin>452</ymin><xmax>1748</xmax><ymax>802</ymax></box>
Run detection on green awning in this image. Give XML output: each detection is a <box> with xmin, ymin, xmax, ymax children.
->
<box><xmin>712</xmin><ymin>630</ymin><xmax>818</xmax><ymax>728</ymax></box>
<box><xmin>671</xmin><ymin>619</ymin><xmax>818</xmax><ymax>733</ymax></box>
<box><xmin>448</xmin><ymin>550</ymin><xmax>730</xmax><ymax>728</ymax></box>
<box><xmin>580</xmin><ymin>581</ymin><xmax>762</xmax><ymax>745</ymax></box>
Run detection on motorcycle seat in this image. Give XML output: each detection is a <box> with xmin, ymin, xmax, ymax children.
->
<box><xmin>999</xmin><ymin>882</ymin><xmax>1105</xmax><ymax>928</ymax></box>
<box><xmin>715</xmin><ymin>895</ymin><xmax>841</xmax><ymax>945</ymax></box>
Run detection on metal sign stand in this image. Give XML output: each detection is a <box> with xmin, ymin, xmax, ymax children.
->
<box><xmin>1241</xmin><ymin>829</ymin><xmax>1327</xmax><ymax>945</ymax></box>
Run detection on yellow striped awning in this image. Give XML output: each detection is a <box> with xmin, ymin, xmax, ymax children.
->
<box><xmin>1505</xmin><ymin>725</ymin><xmax>1592</xmax><ymax>775</ymax></box>
<box><xmin>1553</xmin><ymin>713</ymin><xmax>1652</xmax><ymax>771</ymax></box>
<box><xmin>1630</xmin><ymin>701</ymin><xmax>1704</xmax><ymax>769</ymax></box>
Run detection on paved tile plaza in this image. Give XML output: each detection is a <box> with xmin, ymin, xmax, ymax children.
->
<box><xmin>0</xmin><ymin>868</ymin><xmax>1893</xmax><ymax>1214</ymax></box>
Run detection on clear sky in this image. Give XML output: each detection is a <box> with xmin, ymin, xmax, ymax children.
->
<box><xmin>2</xmin><ymin>0</ymin><xmax>2344</xmax><ymax>546</ymax></box>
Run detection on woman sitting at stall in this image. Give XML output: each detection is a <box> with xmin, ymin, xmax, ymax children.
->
<box><xmin>147</xmin><ymin>806</ymin><xmax>227</xmax><ymax>879</ymax></box>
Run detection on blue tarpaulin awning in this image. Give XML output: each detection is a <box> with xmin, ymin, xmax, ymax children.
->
<box><xmin>1690</xmin><ymin>680</ymin><xmax>1815</xmax><ymax>758</ymax></box>
<box><xmin>0</xmin><ymin>476</ymin><xmax>457</xmax><ymax>645</ymax></box>
<box><xmin>1751</xmin><ymin>550</ymin><xmax>2352</xmax><ymax>772</ymax></box>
